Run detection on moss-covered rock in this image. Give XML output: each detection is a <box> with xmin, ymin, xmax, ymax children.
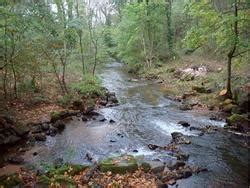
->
<box><xmin>222</xmin><ymin>104</ymin><xmax>238</xmax><ymax>113</ymax></box>
<box><xmin>50</xmin><ymin>112</ymin><xmax>61</xmax><ymax>123</ymax></box>
<box><xmin>226</xmin><ymin>114</ymin><xmax>250</xmax><ymax>132</ymax></box>
<box><xmin>47</xmin><ymin>164</ymin><xmax>87</xmax><ymax>177</ymax></box>
<box><xmin>99</xmin><ymin>155</ymin><xmax>138</xmax><ymax>174</ymax></box>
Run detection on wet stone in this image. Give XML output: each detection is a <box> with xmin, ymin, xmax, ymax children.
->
<box><xmin>8</xmin><ymin>156</ymin><xmax>24</xmax><ymax>164</ymax></box>
<box><xmin>34</xmin><ymin>133</ymin><xmax>46</xmax><ymax>141</ymax></box>
<box><xmin>52</xmin><ymin>120</ymin><xmax>65</xmax><ymax>130</ymax></box>
<box><xmin>41</xmin><ymin>123</ymin><xmax>50</xmax><ymax>131</ymax></box>
<box><xmin>148</xmin><ymin>144</ymin><xmax>159</xmax><ymax>150</ymax></box>
<box><xmin>177</xmin><ymin>121</ymin><xmax>190</xmax><ymax>127</ymax></box>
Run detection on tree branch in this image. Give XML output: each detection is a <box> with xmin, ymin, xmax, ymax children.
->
<box><xmin>232</xmin><ymin>49</ymin><xmax>250</xmax><ymax>57</ymax></box>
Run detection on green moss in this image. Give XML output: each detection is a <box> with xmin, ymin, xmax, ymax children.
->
<box><xmin>227</xmin><ymin>114</ymin><xmax>245</xmax><ymax>124</ymax></box>
<box><xmin>38</xmin><ymin>164</ymin><xmax>88</xmax><ymax>187</ymax></box>
<box><xmin>47</xmin><ymin>164</ymin><xmax>88</xmax><ymax>177</ymax></box>
<box><xmin>50</xmin><ymin>111</ymin><xmax>61</xmax><ymax>122</ymax></box>
<box><xmin>100</xmin><ymin>155</ymin><xmax>138</xmax><ymax>174</ymax></box>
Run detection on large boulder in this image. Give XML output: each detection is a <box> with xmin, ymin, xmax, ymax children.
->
<box><xmin>11</xmin><ymin>123</ymin><xmax>29</xmax><ymax>137</ymax></box>
<box><xmin>99</xmin><ymin>155</ymin><xmax>138</xmax><ymax>174</ymax></box>
<box><xmin>226</xmin><ymin>114</ymin><xmax>250</xmax><ymax>132</ymax></box>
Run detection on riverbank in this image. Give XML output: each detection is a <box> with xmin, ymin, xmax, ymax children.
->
<box><xmin>0</xmin><ymin>62</ymin><xmax>249</xmax><ymax>187</ymax></box>
<box><xmin>140</xmin><ymin>55</ymin><xmax>250</xmax><ymax>136</ymax></box>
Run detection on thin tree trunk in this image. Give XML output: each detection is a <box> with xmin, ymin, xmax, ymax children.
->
<box><xmin>166</xmin><ymin>0</ymin><xmax>174</xmax><ymax>57</ymax></box>
<box><xmin>92</xmin><ymin>44</ymin><xmax>97</xmax><ymax>76</ymax></box>
<box><xmin>11</xmin><ymin>60</ymin><xmax>17</xmax><ymax>99</ymax></box>
<box><xmin>52</xmin><ymin>62</ymin><xmax>65</xmax><ymax>94</ymax></box>
<box><xmin>225</xmin><ymin>0</ymin><xmax>238</xmax><ymax>99</ymax></box>
<box><xmin>226</xmin><ymin>55</ymin><xmax>232</xmax><ymax>98</ymax></box>
<box><xmin>79</xmin><ymin>33</ymin><xmax>85</xmax><ymax>76</ymax></box>
<box><xmin>3</xmin><ymin>66</ymin><xmax>8</xmax><ymax>99</ymax></box>
<box><xmin>3</xmin><ymin>16</ymin><xmax>8</xmax><ymax>99</ymax></box>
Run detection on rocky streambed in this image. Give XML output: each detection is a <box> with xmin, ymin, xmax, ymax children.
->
<box><xmin>0</xmin><ymin>62</ymin><xmax>249</xmax><ymax>187</ymax></box>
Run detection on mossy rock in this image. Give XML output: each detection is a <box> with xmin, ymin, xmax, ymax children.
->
<box><xmin>223</xmin><ymin>99</ymin><xmax>233</xmax><ymax>105</ymax></box>
<box><xmin>226</xmin><ymin>114</ymin><xmax>250</xmax><ymax>132</ymax></box>
<box><xmin>50</xmin><ymin>112</ymin><xmax>61</xmax><ymax>123</ymax></box>
<box><xmin>0</xmin><ymin>173</ymin><xmax>22</xmax><ymax>187</ymax></box>
<box><xmin>223</xmin><ymin>104</ymin><xmax>238</xmax><ymax>113</ymax></box>
<box><xmin>99</xmin><ymin>155</ymin><xmax>138</xmax><ymax>174</ymax></box>
<box><xmin>226</xmin><ymin>114</ymin><xmax>246</xmax><ymax>125</ymax></box>
<box><xmin>47</xmin><ymin>164</ymin><xmax>87</xmax><ymax>177</ymax></box>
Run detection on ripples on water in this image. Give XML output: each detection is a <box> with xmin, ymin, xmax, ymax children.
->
<box><xmin>25</xmin><ymin>62</ymin><xmax>249</xmax><ymax>187</ymax></box>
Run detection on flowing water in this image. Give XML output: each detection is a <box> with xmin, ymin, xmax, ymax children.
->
<box><xmin>24</xmin><ymin>62</ymin><xmax>249</xmax><ymax>188</ymax></box>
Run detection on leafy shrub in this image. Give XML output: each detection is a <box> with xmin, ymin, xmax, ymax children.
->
<box><xmin>70</xmin><ymin>74</ymin><xmax>104</xmax><ymax>97</ymax></box>
<box><xmin>57</xmin><ymin>94</ymin><xmax>73</xmax><ymax>107</ymax></box>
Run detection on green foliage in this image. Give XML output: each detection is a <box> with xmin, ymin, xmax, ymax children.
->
<box><xmin>183</xmin><ymin>0</ymin><xmax>249</xmax><ymax>56</ymax></box>
<box><xmin>70</xmin><ymin>74</ymin><xmax>104</xmax><ymax>96</ymax></box>
<box><xmin>57</xmin><ymin>94</ymin><xmax>73</xmax><ymax>107</ymax></box>
<box><xmin>114</xmin><ymin>2</ymin><xmax>168</xmax><ymax>71</ymax></box>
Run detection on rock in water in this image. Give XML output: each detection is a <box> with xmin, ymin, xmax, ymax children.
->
<box><xmin>34</xmin><ymin>133</ymin><xmax>46</xmax><ymax>141</ymax></box>
<box><xmin>99</xmin><ymin>155</ymin><xmax>138</xmax><ymax>174</ymax></box>
<box><xmin>171</xmin><ymin>132</ymin><xmax>191</xmax><ymax>144</ymax></box>
<box><xmin>148</xmin><ymin>144</ymin><xmax>159</xmax><ymax>150</ymax></box>
<box><xmin>52</xmin><ymin>120</ymin><xmax>65</xmax><ymax>130</ymax></box>
<box><xmin>177</xmin><ymin>121</ymin><xmax>190</xmax><ymax>127</ymax></box>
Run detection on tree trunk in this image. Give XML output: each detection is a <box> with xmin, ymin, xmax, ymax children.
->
<box><xmin>3</xmin><ymin>66</ymin><xmax>8</xmax><ymax>99</ymax></box>
<box><xmin>92</xmin><ymin>44</ymin><xmax>97</xmax><ymax>76</ymax></box>
<box><xmin>166</xmin><ymin>0</ymin><xmax>174</xmax><ymax>57</ymax></box>
<box><xmin>79</xmin><ymin>32</ymin><xmax>85</xmax><ymax>76</ymax></box>
<box><xmin>11</xmin><ymin>60</ymin><xmax>17</xmax><ymax>99</ymax></box>
<box><xmin>226</xmin><ymin>55</ymin><xmax>232</xmax><ymax>99</ymax></box>
<box><xmin>225</xmin><ymin>0</ymin><xmax>238</xmax><ymax>99</ymax></box>
<box><xmin>52</xmin><ymin>62</ymin><xmax>65</xmax><ymax>94</ymax></box>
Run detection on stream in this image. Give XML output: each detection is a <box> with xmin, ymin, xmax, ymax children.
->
<box><xmin>24</xmin><ymin>62</ymin><xmax>248</xmax><ymax>187</ymax></box>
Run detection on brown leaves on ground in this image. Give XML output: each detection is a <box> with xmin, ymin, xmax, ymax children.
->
<box><xmin>74</xmin><ymin>169</ymin><xmax>158</xmax><ymax>188</ymax></box>
<box><xmin>9</xmin><ymin>101</ymin><xmax>63</xmax><ymax>124</ymax></box>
